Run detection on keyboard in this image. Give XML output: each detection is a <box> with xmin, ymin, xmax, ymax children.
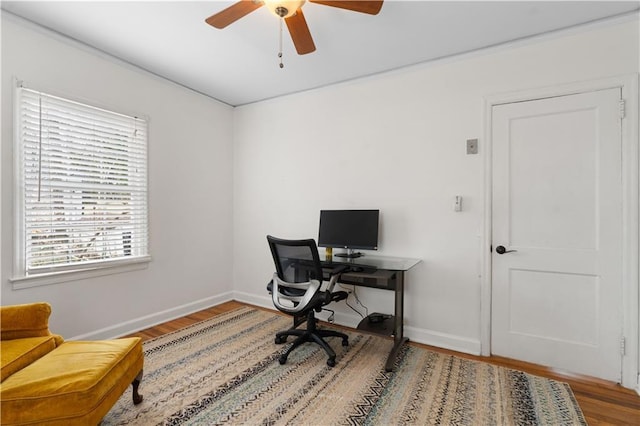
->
<box><xmin>322</xmin><ymin>260</ymin><xmax>377</xmax><ymax>274</ymax></box>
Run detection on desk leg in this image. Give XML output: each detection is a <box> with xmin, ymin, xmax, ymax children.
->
<box><xmin>385</xmin><ymin>270</ymin><xmax>408</xmax><ymax>372</ymax></box>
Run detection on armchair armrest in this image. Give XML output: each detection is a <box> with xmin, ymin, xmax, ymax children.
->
<box><xmin>1</xmin><ymin>302</ymin><xmax>61</xmax><ymax>343</ymax></box>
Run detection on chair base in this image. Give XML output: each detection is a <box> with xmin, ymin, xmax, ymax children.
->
<box><xmin>276</xmin><ymin>310</ymin><xmax>349</xmax><ymax>367</ymax></box>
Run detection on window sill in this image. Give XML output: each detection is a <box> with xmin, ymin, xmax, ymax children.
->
<box><xmin>10</xmin><ymin>256</ymin><xmax>152</xmax><ymax>290</ymax></box>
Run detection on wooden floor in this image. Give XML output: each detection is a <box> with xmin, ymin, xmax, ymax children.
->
<box><xmin>127</xmin><ymin>301</ymin><xmax>640</xmax><ymax>425</ymax></box>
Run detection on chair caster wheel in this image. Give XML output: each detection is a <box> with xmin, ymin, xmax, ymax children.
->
<box><xmin>279</xmin><ymin>356</ymin><xmax>287</xmax><ymax>365</ymax></box>
<box><xmin>342</xmin><ymin>339</ymin><xmax>349</xmax><ymax>347</ymax></box>
<box><xmin>275</xmin><ymin>336</ymin><xmax>286</xmax><ymax>344</ymax></box>
<box><xmin>327</xmin><ymin>358</ymin><xmax>336</xmax><ymax>367</ymax></box>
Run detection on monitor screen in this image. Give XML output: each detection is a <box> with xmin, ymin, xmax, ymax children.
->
<box><xmin>317</xmin><ymin>210</ymin><xmax>379</xmax><ymax>253</ymax></box>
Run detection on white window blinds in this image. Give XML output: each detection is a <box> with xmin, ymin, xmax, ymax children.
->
<box><xmin>16</xmin><ymin>87</ymin><xmax>149</xmax><ymax>276</ymax></box>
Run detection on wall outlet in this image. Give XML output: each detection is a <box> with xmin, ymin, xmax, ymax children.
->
<box><xmin>467</xmin><ymin>139</ymin><xmax>478</xmax><ymax>154</ymax></box>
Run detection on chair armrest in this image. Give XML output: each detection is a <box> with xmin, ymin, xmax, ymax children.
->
<box><xmin>271</xmin><ymin>274</ymin><xmax>321</xmax><ymax>314</ymax></box>
<box><xmin>1</xmin><ymin>302</ymin><xmax>56</xmax><ymax>341</ymax></box>
<box><xmin>324</xmin><ymin>266</ymin><xmax>348</xmax><ymax>299</ymax></box>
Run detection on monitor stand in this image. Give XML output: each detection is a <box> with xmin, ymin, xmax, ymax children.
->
<box><xmin>334</xmin><ymin>249</ymin><xmax>363</xmax><ymax>258</ymax></box>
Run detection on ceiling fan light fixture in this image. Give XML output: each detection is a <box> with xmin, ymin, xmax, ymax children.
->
<box><xmin>263</xmin><ymin>0</ymin><xmax>306</xmax><ymax>18</ymax></box>
<box><xmin>205</xmin><ymin>0</ymin><xmax>383</xmax><ymax>57</ymax></box>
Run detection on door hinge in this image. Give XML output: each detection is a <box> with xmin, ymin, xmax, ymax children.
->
<box><xmin>620</xmin><ymin>336</ymin><xmax>626</xmax><ymax>356</ymax></box>
<box><xmin>619</xmin><ymin>99</ymin><xmax>626</xmax><ymax>119</ymax></box>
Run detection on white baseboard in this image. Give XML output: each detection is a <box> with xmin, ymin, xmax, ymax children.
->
<box><xmin>69</xmin><ymin>292</ymin><xmax>235</xmax><ymax>341</ymax></box>
<box><xmin>233</xmin><ymin>291</ymin><xmax>273</xmax><ymax>310</ymax></box>
<box><xmin>404</xmin><ymin>325</ymin><xmax>481</xmax><ymax>355</ymax></box>
<box><xmin>233</xmin><ymin>291</ymin><xmax>481</xmax><ymax>356</ymax></box>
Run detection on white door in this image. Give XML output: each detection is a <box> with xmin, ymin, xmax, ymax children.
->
<box><xmin>491</xmin><ymin>88</ymin><xmax>623</xmax><ymax>382</ymax></box>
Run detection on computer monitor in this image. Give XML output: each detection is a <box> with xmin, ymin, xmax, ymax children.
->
<box><xmin>317</xmin><ymin>210</ymin><xmax>379</xmax><ymax>258</ymax></box>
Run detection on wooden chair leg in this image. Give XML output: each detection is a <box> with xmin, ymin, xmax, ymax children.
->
<box><xmin>132</xmin><ymin>370</ymin><xmax>143</xmax><ymax>404</ymax></box>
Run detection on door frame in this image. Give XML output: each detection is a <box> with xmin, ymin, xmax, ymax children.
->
<box><xmin>481</xmin><ymin>75</ymin><xmax>639</xmax><ymax>390</ymax></box>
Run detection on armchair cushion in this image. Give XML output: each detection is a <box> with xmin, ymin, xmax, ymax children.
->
<box><xmin>1</xmin><ymin>336</ymin><xmax>58</xmax><ymax>382</ymax></box>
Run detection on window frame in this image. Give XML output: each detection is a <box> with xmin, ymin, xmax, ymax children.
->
<box><xmin>11</xmin><ymin>82</ymin><xmax>150</xmax><ymax>288</ymax></box>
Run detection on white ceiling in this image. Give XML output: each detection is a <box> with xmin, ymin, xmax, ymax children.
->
<box><xmin>3</xmin><ymin>1</ymin><xmax>639</xmax><ymax>106</ymax></box>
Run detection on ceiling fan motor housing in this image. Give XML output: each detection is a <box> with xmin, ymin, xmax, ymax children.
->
<box><xmin>266</xmin><ymin>1</ymin><xmax>306</xmax><ymax>18</ymax></box>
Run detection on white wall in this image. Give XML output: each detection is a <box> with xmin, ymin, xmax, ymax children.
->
<box><xmin>1</xmin><ymin>9</ymin><xmax>638</xmax><ymax>375</ymax></box>
<box><xmin>233</xmin><ymin>17</ymin><xmax>639</xmax><ymax>354</ymax></box>
<box><xmin>1</xmin><ymin>14</ymin><xmax>235</xmax><ymax>339</ymax></box>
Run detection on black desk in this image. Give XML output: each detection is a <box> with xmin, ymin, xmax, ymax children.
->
<box><xmin>321</xmin><ymin>253</ymin><xmax>421</xmax><ymax>372</ymax></box>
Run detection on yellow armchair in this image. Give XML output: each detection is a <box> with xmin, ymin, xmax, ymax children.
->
<box><xmin>0</xmin><ymin>302</ymin><xmax>144</xmax><ymax>425</ymax></box>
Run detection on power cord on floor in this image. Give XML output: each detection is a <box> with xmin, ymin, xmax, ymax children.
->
<box><xmin>322</xmin><ymin>308</ymin><xmax>335</xmax><ymax>323</ymax></box>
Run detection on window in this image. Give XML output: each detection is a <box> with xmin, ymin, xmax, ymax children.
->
<box><xmin>14</xmin><ymin>86</ymin><xmax>149</xmax><ymax>280</ymax></box>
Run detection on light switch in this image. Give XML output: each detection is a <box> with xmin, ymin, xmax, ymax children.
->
<box><xmin>454</xmin><ymin>196</ymin><xmax>463</xmax><ymax>212</ymax></box>
<box><xmin>466</xmin><ymin>139</ymin><xmax>478</xmax><ymax>154</ymax></box>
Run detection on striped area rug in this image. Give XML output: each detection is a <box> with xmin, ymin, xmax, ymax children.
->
<box><xmin>102</xmin><ymin>307</ymin><xmax>586</xmax><ymax>425</ymax></box>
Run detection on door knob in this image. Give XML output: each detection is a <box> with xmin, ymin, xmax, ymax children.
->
<box><xmin>495</xmin><ymin>245</ymin><xmax>517</xmax><ymax>254</ymax></box>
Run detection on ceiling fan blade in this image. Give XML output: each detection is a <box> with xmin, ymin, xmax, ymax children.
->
<box><xmin>205</xmin><ymin>0</ymin><xmax>264</xmax><ymax>29</ymax></box>
<box><xmin>309</xmin><ymin>0</ymin><xmax>383</xmax><ymax>15</ymax></box>
<box><xmin>285</xmin><ymin>9</ymin><xmax>316</xmax><ymax>55</ymax></box>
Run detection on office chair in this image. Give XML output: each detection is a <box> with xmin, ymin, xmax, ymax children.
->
<box><xmin>267</xmin><ymin>235</ymin><xmax>349</xmax><ymax>367</ymax></box>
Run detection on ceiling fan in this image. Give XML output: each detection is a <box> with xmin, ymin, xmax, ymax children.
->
<box><xmin>205</xmin><ymin>0</ymin><xmax>384</xmax><ymax>56</ymax></box>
